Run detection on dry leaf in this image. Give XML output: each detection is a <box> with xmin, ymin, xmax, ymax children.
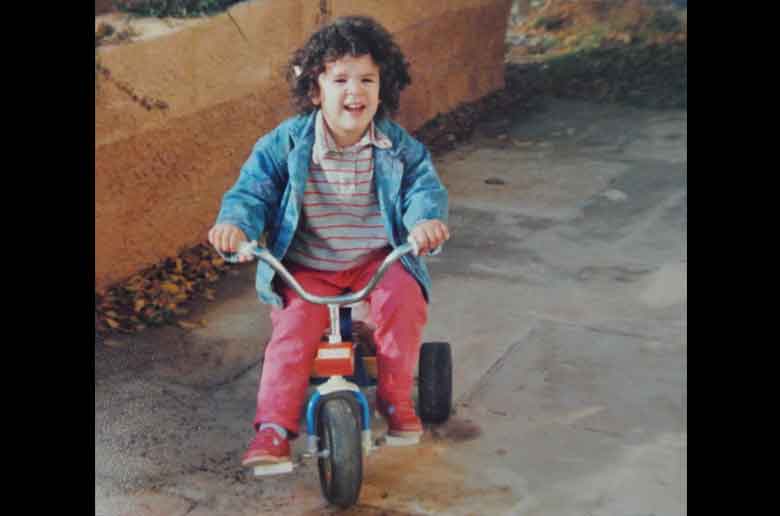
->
<box><xmin>105</xmin><ymin>318</ymin><xmax>120</xmax><ymax>329</ymax></box>
<box><xmin>177</xmin><ymin>321</ymin><xmax>200</xmax><ymax>330</ymax></box>
<box><xmin>134</xmin><ymin>299</ymin><xmax>146</xmax><ymax>312</ymax></box>
<box><xmin>161</xmin><ymin>282</ymin><xmax>180</xmax><ymax>294</ymax></box>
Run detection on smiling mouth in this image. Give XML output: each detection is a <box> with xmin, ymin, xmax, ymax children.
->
<box><xmin>344</xmin><ymin>104</ymin><xmax>365</xmax><ymax>113</ymax></box>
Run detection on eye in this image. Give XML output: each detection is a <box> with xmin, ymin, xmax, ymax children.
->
<box><xmin>335</xmin><ymin>79</ymin><xmax>347</xmax><ymax>84</ymax></box>
<box><xmin>362</xmin><ymin>78</ymin><xmax>375</xmax><ymax>84</ymax></box>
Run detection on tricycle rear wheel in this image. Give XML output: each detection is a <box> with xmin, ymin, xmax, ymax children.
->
<box><xmin>316</xmin><ymin>394</ymin><xmax>363</xmax><ymax>508</ymax></box>
<box><xmin>418</xmin><ymin>341</ymin><xmax>453</xmax><ymax>424</ymax></box>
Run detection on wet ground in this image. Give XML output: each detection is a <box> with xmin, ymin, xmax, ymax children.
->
<box><xmin>95</xmin><ymin>95</ymin><xmax>686</xmax><ymax>515</ymax></box>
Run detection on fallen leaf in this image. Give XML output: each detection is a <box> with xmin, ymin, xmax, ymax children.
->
<box><xmin>161</xmin><ymin>282</ymin><xmax>180</xmax><ymax>294</ymax></box>
<box><xmin>177</xmin><ymin>321</ymin><xmax>200</xmax><ymax>330</ymax></box>
<box><xmin>134</xmin><ymin>299</ymin><xmax>146</xmax><ymax>312</ymax></box>
<box><xmin>105</xmin><ymin>318</ymin><xmax>120</xmax><ymax>329</ymax></box>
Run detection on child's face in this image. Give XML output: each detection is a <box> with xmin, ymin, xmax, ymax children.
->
<box><xmin>312</xmin><ymin>54</ymin><xmax>380</xmax><ymax>148</ymax></box>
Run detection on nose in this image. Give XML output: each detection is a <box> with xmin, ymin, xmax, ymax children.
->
<box><xmin>346</xmin><ymin>78</ymin><xmax>364</xmax><ymax>96</ymax></box>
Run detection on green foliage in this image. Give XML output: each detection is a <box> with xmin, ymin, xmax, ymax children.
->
<box><xmin>114</xmin><ymin>0</ymin><xmax>245</xmax><ymax>18</ymax></box>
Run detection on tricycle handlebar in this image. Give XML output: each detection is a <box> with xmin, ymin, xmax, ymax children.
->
<box><xmin>215</xmin><ymin>237</ymin><xmax>422</xmax><ymax>306</ymax></box>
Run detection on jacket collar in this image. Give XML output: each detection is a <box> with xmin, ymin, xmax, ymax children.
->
<box><xmin>312</xmin><ymin>110</ymin><xmax>392</xmax><ymax>164</ymax></box>
<box><xmin>289</xmin><ymin>110</ymin><xmax>397</xmax><ymax>152</ymax></box>
<box><xmin>289</xmin><ymin>111</ymin><xmax>317</xmax><ymax>145</ymax></box>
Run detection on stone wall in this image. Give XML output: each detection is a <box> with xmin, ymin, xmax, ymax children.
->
<box><xmin>95</xmin><ymin>0</ymin><xmax>513</xmax><ymax>291</ymax></box>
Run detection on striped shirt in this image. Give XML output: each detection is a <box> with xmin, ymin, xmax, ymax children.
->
<box><xmin>286</xmin><ymin>110</ymin><xmax>393</xmax><ymax>271</ymax></box>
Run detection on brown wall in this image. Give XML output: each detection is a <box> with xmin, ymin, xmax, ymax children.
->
<box><xmin>95</xmin><ymin>0</ymin><xmax>513</xmax><ymax>291</ymax></box>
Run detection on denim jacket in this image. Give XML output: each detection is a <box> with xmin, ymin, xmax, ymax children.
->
<box><xmin>216</xmin><ymin>111</ymin><xmax>449</xmax><ymax>307</ymax></box>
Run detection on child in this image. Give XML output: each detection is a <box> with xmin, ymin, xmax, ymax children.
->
<box><xmin>208</xmin><ymin>15</ymin><xmax>449</xmax><ymax>473</ymax></box>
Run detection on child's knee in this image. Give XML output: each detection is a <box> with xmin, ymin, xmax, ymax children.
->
<box><xmin>371</xmin><ymin>267</ymin><xmax>427</xmax><ymax>325</ymax></box>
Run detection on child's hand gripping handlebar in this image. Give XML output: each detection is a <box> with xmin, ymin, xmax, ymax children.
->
<box><xmin>214</xmin><ymin>235</ymin><xmax>423</xmax><ymax>306</ymax></box>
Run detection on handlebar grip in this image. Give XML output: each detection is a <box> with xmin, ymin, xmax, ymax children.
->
<box><xmin>405</xmin><ymin>235</ymin><xmax>444</xmax><ymax>256</ymax></box>
<box><xmin>214</xmin><ymin>240</ymin><xmax>258</xmax><ymax>263</ymax></box>
<box><xmin>406</xmin><ymin>235</ymin><xmax>420</xmax><ymax>257</ymax></box>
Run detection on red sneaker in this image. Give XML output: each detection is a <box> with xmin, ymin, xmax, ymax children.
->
<box><xmin>376</xmin><ymin>397</ymin><xmax>423</xmax><ymax>438</ymax></box>
<box><xmin>241</xmin><ymin>427</ymin><xmax>292</xmax><ymax>472</ymax></box>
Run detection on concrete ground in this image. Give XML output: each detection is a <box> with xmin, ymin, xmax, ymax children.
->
<box><xmin>95</xmin><ymin>96</ymin><xmax>687</xmax><ymax>516</ymax></box>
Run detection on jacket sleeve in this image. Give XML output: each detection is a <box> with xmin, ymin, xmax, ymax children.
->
<box><xmin>215</xmin><ymin>125</ymin><xmax>289</xmax><ymax>241</ymax></box>
<box><xmin>399</xmin><ymin>130</ymin><xmax>449</xmax><ymax>231</ymax></box>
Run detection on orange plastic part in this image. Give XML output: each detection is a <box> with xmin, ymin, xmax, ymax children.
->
<box><xmin>312</xmin><ymin>342</ymin><xmax>355</xmax><ymax>377</ymax></box>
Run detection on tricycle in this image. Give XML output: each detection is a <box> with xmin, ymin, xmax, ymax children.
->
<box><xmin>218</xmin><ymin>237</ymin><xmax>453</xmax><ymax>508</ymax></box>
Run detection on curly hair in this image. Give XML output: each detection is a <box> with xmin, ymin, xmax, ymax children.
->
<box><xmin>287</xmin><ymin>16</ymin><xmax>412</xmax><ymax>120</ymax></box>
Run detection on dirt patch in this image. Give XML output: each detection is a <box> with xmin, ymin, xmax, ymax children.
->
<box><xmin>355</xmin><ymin>438</ymin><xmax>517</xmax><ymax>514</ymax></box>
<box><xmin>429</xmin><ymin>416</ymin><xmax>483</xmax><ymax>442</ymax></box>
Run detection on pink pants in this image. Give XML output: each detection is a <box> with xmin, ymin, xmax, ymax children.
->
<box><xmin>254</xmin><ymin>249</ymin><xmax>428</xmax><ymax>435</ymax></box>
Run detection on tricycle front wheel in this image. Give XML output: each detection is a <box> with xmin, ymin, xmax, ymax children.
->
<box><xmin>316</xmin><ymin>394</ymin><xmax>363</xmax><ymax>508</ymax></box>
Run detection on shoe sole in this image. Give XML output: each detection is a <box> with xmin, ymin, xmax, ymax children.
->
<box><xmin>252</xmin><ymin>462</ymin><xmax>294</xmax><ymax>476</ymax></box>
<box><xmin>242</xmin><ymin>454</ymin><xmax>293</xmax><ymax>469</ymax></box>
<box><xmin>384</xmin><ymin>433</ymin><xmax>421</xmax><ymax>446</ymax></box>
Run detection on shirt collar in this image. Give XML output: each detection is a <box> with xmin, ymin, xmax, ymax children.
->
<box><xmin>313</xmin><ymin>110</ymin><xmax>392</xmax><ymax>164</ymax></box>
